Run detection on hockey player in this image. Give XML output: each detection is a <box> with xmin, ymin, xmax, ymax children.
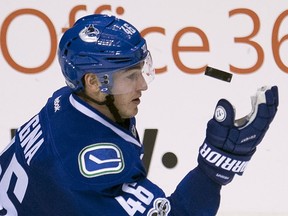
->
<box><xmin>0</xmin><ymin>14</ymin><xmax>278</xmax><ymax>215</ymax></box>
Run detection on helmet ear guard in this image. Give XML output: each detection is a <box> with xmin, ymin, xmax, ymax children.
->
<box><xmin>58</xmin><ymin>14</ymin><xmax>154</xmax><ymax>93</ymax></box>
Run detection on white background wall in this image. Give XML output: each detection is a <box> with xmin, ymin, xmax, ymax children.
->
<box><xmin>0</xmin><ymin>1</ymin><xmax>287</xmax><ymax>215</ymax></box>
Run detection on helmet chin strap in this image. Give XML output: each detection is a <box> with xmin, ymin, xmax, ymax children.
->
<box><xmin>76</xmin><ymin>91</ymin><xmax>125</xmax><ymax>124</ymax></box>
<box><xmin>104</xmin><ymin>94</ymin><xmax>125</xmax><ymax>124</ymax></box>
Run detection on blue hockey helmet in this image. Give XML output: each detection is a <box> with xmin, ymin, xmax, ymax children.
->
<box><xmin>58</xmin><ymin>14</ymin><xmax>154</xmax><ymax>94</ymax></box>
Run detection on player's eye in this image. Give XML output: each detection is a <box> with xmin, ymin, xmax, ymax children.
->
<box><xmin>126</xmin><ymin>70</ymin><xmax>140</xmax><ymax>80</ymax></box>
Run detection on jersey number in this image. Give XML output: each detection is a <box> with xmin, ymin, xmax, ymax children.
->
<box><xmin>0</xmin><ymin>154</ymin><xmax>29</xmax><ymax>216</ymax></box>
<box><xmin>115</xmin><ymin>182</ymin><xmax>154</xmax><ymax>215</ymax></box>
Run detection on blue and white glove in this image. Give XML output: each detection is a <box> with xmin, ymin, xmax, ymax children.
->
<box><xmin>198</xmin><ymin>86</ymin><xmax>279</xmax><ymax>185</ymax></box>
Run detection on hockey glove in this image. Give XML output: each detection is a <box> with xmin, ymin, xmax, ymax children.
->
<box><xmin>198</xmin><ymin>86</ymin><xmax>279</xmax><ymax>185</ymax></box>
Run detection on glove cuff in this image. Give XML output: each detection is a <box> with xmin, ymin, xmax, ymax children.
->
<box><xmin>197</xmin><ymin>141</ymin><xmax>253</xmax><ymax>185</ymax></box>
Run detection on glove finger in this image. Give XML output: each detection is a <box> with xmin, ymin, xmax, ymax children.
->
<box><xmin>252</xmin><ymin>112</ymin><xmax>270</xmax><ymax>131</ymax></box>
<box><xmin>256</xmin><ymin>104</ymin><xmax>270</xmax><ymax>118</ymax></box>
<box><xmin>270</xmin><ymin>85</ymin><xmax>279</xmax><ymax>107</ymax></box>
<box><xmin>264</xmin><ymin>86</ymin><xmax>278</xmax><ymax>121</ymax></box>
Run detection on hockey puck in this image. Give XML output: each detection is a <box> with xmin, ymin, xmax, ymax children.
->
<box><xmin>204</xmin><ymin>66</ymin><xmax>232</xmax><ymax>82</ymax></box>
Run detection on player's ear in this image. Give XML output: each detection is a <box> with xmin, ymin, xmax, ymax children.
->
<box><xmin>83</xmin><ymin>73</ymin><xmax>100</xmax><ymax>92</ymax></box>
<box><xmin>82</xmin><ymin>73</ymin><xmax>107</xmax><ymax>102</ymax></box>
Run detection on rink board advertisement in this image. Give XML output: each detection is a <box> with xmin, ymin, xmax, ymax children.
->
<box><xmin>0</xmin><ymin>1</ymin><xmax>287</xmax><ymax>215</ymax></box>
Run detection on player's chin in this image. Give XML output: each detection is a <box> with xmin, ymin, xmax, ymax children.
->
<box><xmin>129</xmin><ymin>108</ymin><xmax>139</xmax><ymax>118</ymax></box>
<box><xmin>121</xmin><ymin>107</ymin><xmax>139</xmax><ymax>119</ymax></box>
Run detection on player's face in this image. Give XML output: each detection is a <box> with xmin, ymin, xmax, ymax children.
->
<box><xmin>112</xmin><ymin>67</ymin><xmax>148</xmax><ymax>118</ymax></box>
<box><xmin>105</xmin><ymin>53</ymin><xmax>154</xmax><ymax>95</ymax></box>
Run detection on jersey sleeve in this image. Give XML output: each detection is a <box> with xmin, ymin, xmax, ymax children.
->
<box><xmin>168</xmin><ymin>166</ymin><xmax>221</xmax><ymax>215</ymax></box>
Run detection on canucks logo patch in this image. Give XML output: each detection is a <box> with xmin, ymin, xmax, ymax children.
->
<box><xmin>79</xmin><ymin>24</ymin><xmax>100</xmax><ymax>42</ymax></box>
<box><xmin>78</xmin><ymin>143</ymin><xmax>124</xmax><ymax>178</ymax></box>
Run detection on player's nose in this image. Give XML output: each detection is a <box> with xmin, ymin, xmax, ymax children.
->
<box><xmin>136</xmin><ymin>73</ymin><xmax>148</xmax><ymax>91</ymax></box>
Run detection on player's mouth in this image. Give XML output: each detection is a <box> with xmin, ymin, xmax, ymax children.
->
<box><xmin>132</xmin><ymin>95</ymin><xmax>141</xmax><ymax>105</ymax></box>
<box><xmin>132</xmin><ymin>98</ymin><xmax>141</xmax><ymax>105</ymax></box>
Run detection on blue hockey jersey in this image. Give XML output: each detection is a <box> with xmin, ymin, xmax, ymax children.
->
<box><xmin>0</xmin><ymin>87</ymin><xmax>221</xmax><ymax>215</ymax></box>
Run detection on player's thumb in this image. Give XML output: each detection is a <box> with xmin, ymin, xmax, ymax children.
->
<box><xmin>213</xmin><ymin>99</ymin><xmax>235</xmax><ymax>127</ymax></box>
